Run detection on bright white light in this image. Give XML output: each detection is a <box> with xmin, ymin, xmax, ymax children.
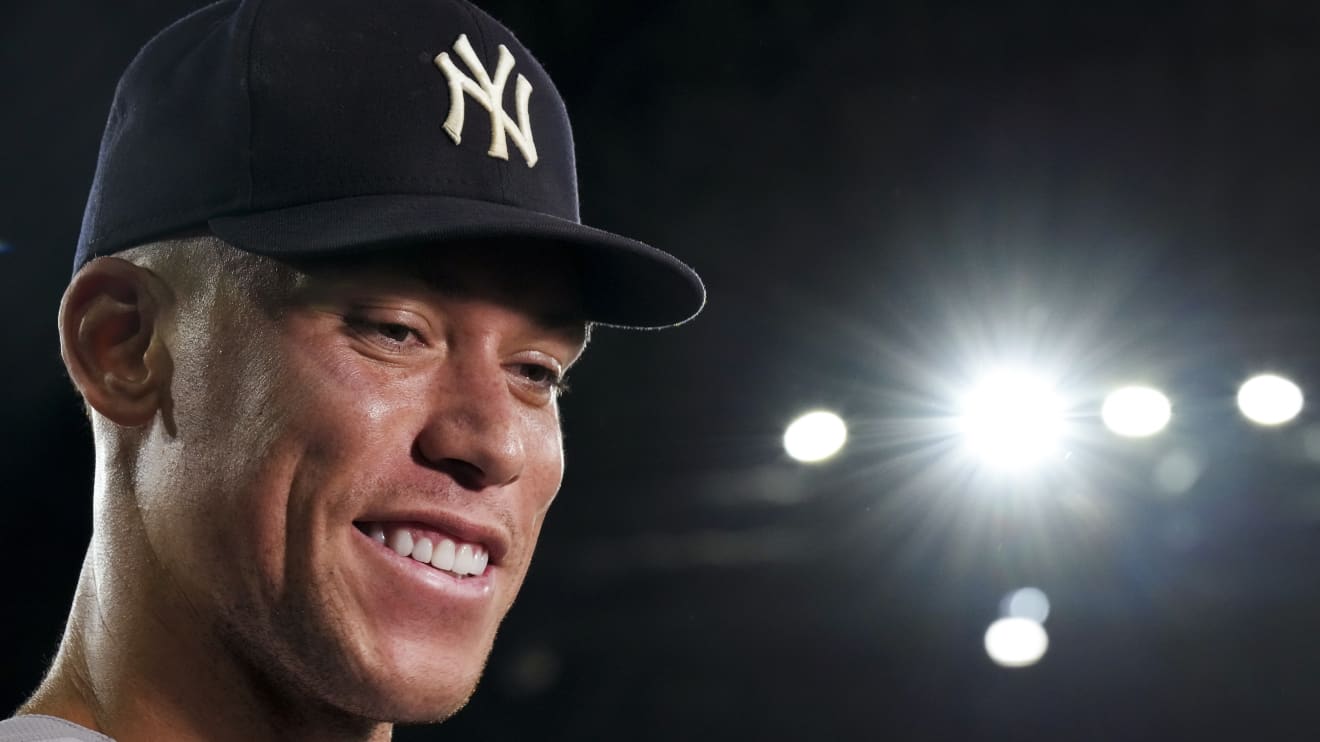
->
<box><xmin>984</xmin><ymin>617</ymin><xmax>1049</xmax><ymax>668</ymax></box>
<box><xmin>959</xmin><ymin>370</ymin><xmax>1064</xmax><ymax>468</ymax></box>
<box><xmin>1102</xmin><ymin>386</ymin><xmax>1171</xmax><ymax>438</ymax></box>
<box><xmin>1002</xmin><ymin>587</ymin><xmax>1051</xmax><ymax>624</ymax></box>
<box><xmin>1237</xmin><ymin>374</ymin><xmax>1304</xmax><ymax>426</ymax></box>
<box><xmin>783</xmin><ymin>410</ymin><xmax>848</xmax><ymax>463</ymax></box>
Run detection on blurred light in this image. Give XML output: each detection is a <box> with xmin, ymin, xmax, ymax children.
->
<box><xmin>984</xmin><ymin>617</ymin><xmax>1049</xmax><ymax>668</ymax></box>
<box><xmin>0</xmin><ymin>241</ymin><xmax>10</xmax><ymax>254</ymax></box>
<box><xmin>503</xmin><ymin>643</ymin><xmax>561</xmax><ymax>697</ymax></box>
<box><xmin>1001</xmin><ymin>587</ymin><xmax>1050</xmax><ymax>623</ymax></box>
<box><xmin>1301</xmin><ymin>425</ymin><xmax>1320</xmax><ymax>463</ymax></box>
<box><xmin>958</xmin><ymin>370</ymin><xmax>1064</xmax><ymax>468</ymax></box>
<box><xmin>1237</xmin><ymin>374</ymin><xmax>1303</xmax><ymax>426</ymax></box>
<box><xmin>1101</xmin><ymin>386</ymin><xmax>1171</xmax><ymax>438</ymax></box>
<box><xmin>783</xmin><ymin>410</ymin><xmax>847</xmax><ymax>463</ymax></box>
<box><xmin>1152</xmin><ymin>449</ymin><xmax>1202</xmax><ymax>496</ymax></box>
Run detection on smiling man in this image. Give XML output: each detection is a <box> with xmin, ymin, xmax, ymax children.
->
<box><xmin>2</xmin><ymin>1</ymin><xmax>702</xmax><ymax>741</ymax></box>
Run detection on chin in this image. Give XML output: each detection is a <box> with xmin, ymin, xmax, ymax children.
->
<box><xmin>329</xmin><ymin>644</ymin><xmax>492</xmax><ymax>725</ymax></box>
<box><xmin>305</xmin><ymin>669</ymin><xmax>483</xmax><ymax>727</ymax></box>
<box><xmin>234</xmin><ymin>624</ymin><xmax>492</xmax><ymax>728</ymax></box>
<box><xmin>383</xmin><ymin>688</ymin><xmax>479</xmax><ymax>725</ymax></box>
<box><xmin>345</xmin><ymin>693</ymin><xmax>473</xmax><ymax>726</ymax></box>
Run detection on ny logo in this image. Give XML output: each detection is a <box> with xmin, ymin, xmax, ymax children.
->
<box><xmin>433</xmin><ymin>34</ymin><xmax>538</xmax><ymax>167</ymax></box>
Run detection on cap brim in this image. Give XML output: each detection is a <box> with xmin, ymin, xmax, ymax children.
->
<box><xmin>209</xmin><ymin>194</ymin><xmax>704</xmax><ymax>329</ymax></box>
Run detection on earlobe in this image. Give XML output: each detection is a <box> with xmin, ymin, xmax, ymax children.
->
<box><xmin>60</xmin><ymin>257</ymin><xmax>173</xmax><ymax>427</ymax></box>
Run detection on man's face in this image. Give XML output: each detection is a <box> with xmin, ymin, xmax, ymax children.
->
<box><xmin>137</xmin><ymin>244</ymin><xmax>587</xmax><ymax>722</ymax></box>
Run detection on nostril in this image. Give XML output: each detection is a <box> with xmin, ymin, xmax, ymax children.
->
<box><xmin>410</xmin><ymin>440</ymin><xmax>489</xmax><ymax>490</ymax></box>
<box><xmin>439</xmin><ymin>458</ymin><xmax>487</xmax><ymax>490</ymax></box>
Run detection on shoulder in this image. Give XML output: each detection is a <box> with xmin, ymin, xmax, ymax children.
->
<box><xmin>0</xmin><ymin>716</ymin><xmax>114</xmax><ymax>742</ymax></box>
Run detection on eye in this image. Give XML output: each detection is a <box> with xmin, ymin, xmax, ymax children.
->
<box><xmin>375</xmin><ymin>322</ymin><xmax>415</xmax><ymax>344</ymax></box>
<box><xmin>513</xmin><ymin>362</ymin><xmax>568</xmax><ymax>395</ymax></box>
<box><xmin>345</xmin><ymin>314</ymin><xmax>425</xmax><ymax>350</ymax></box>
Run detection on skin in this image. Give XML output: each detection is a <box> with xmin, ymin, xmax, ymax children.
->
<box><xmin>22</xmin><ymin>238</ymin><xmax>589</xmax><ymax>742</ymax></box>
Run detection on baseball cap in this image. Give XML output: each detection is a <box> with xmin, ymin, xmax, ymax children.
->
<box><xmin>74</xmin><ymin>0</ymin><xmax>704</xmax><ymax>329</ymax></box>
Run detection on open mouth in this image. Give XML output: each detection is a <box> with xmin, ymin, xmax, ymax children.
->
<box><xmin>354</xmin><ymin>522</ymin><xmax>489</xmax><ymax>578</ymax></box>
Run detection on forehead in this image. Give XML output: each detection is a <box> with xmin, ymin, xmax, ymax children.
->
<box><xmin>284</xmin><ymin>241</ymin><xmax>588</xmax><ymax>328</ymax></box>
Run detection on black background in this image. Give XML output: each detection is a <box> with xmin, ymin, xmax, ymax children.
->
<box><xmin>6</xmin><ymin>1</ymin><xmax>1320</xmax><ymax>739</ymax></box>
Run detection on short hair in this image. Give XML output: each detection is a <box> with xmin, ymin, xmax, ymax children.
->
<box><xmin>116</xmin><ymin>232</ymin><xmax>295</xmax><ymax>313</ymax></box>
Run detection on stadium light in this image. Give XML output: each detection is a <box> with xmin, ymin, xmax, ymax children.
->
<box><xmin>958</xmin><ymin>370</ymin><xmax>1065</xmax><ymax>469</ymax></box>
<box><xmin>984</xmin><ymin>617</ymin><xmax>1049</xmax><ymax>668</ymax></box>
<box><xmin>1237</xmin><ymin>374</ymin><xmax>1303</xmax><ymax>426</ymax></box>
<box><xmin>1101</xmin><ymin>386</ymin><xmax>1172</xmax><ymax>437</ymax></box>
<box><xmin>783</xmin><ymin>410</ymin><xmax>848</xmax><ymax>463</ymax></box>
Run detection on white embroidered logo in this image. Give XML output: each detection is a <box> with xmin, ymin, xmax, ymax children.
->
<box><xmin>433</xmin><ymin>34</ymin><xmax>538</xmax><ymax>167</ymax></box>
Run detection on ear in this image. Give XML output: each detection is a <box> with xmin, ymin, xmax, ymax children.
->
<box><xmin>60</xmin><ymin>257</ymin><xmax>173</xmax><ymax>427</ymax></box>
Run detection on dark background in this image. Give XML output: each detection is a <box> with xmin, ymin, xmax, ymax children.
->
<box><xmin>6</xmin><ymin>1</ymin><xmax>1320</xmax><ymax>739</ymax></box>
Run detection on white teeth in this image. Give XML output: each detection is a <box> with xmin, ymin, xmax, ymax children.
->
<box><xmin>454</xmin><ymin>544</ymin><xmax>476</xmax><ymax>575</ymax></box>
<box><xmin>372</xmin><ymin>525</ymin><xmax>488</xmax><ymax>577</ymax></box>
<box><xmin>411</xmin><ymin>537</ymin><xmax>433</xmax><ymax>564</ymax></box>
<box><xmin>387</xmin><ymin>529</ymin><xmax>413</xmax><ymax>558</ymax></box>
<box><xmin>431</xmin><ymin>538</ymin><xmax>456</xmax><ymax>572</ymax></box>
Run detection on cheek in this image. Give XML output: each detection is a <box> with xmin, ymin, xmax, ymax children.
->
<box><xmin>209</xmin><ymin>359</ymin><xmax>415</xmax><ymax>606</ymax></box>
<box><xmin>522</xmin><ymin>411</ymin><xmax>567</xmax><ymax>531</ymax></box>
<box><xmin>531</xmin><ymin>406</ymin><xmax>567</xmax><ymax>483</ymax></box>
<box><xmin>285</xmin><ymin>340</ymin><xmax>419</xmax><ymax>444</ymax></box>
<box><xmin>266</xmin><ymin>355</ymin><xmax>413</xmax><ymax>505</ymax></box>
<box><xmin>133</xmin><ymin>320</ymin><xmax>298</xmax><ymax>614</ymax></box>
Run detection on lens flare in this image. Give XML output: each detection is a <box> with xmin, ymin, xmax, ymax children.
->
<box><xmin>1002</xmin><ymin>587</ymin><xmax>1051</xmax><ymax>624</ymax></box>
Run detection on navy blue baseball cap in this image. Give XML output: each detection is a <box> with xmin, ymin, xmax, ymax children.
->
<box><xmin>74</xmin><ymin>0</ymin><xmax>704</xmax><ymax>329</ymax></box>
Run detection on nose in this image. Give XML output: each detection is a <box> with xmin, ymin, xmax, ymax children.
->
<box><xmin>414</xmin><ymin>357</ymin><xmax>525</xmax><ymax>490</ymax></box>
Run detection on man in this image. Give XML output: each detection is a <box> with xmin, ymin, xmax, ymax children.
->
<box><xmin>2</xmin><ymin>1</ymin><xmax>702</xmax><ymax>740</ymax></box>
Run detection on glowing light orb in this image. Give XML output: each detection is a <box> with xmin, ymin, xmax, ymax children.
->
<box><xmin>783</xmin><ymin>410</ymin><xmax>848</xmax><ymax>463</ymax></box>
<box><xmin>1002</xmin><ymin>587</ymin><xmax>1051</xmax><ymax>624</ymax></box>
<box><xmin>1237</xmin><ymin>374</ymin><xmax>1303</xmax><ymax>426</ymax></box>
<box><xmin>984</xmin><ymin>617</ymin><xmax>1049</xmax><ymax>668</ymax></box>
<box><xmin>1152</xmin><ymin>449</ymin><xmax>1202</xmax><ymax>495</ymax></box>
<box><xmin>958</xmin><ymin>371</ymin><xmax>1064</xmax><ymax>468</ymax></box>
<box><xmin>1101</xmin><ymin>386</ymin><xmax>1171</xmax><ymax>437</ymax></box>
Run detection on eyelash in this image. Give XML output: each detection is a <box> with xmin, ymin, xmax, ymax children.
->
<box><xmin>348</xmin><ymin>316</ymin><xmax>569</xmax><ymax>396</ymax></box>
<box><xmin>348</xmin><ymin>317</ymin><xmax>423</xmax><ymax>348</ymax></box>
<box><xmin>514</xmin><ymin>363</ymin><xmax>570</xmax><ymax>396</ymax></box>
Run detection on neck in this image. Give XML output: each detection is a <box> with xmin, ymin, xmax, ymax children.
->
<box><xmin>20</xmin><ymin>546</ymin><xmax>393</xmax><ymax>742</ymax></box>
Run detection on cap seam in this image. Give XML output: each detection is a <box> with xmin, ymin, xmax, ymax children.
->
<box><xmin>457</xmin><ymin>2</ymin><xmax>510</xmax><ymax>204</ymax></box>
<box><xmin>239</xmin><ymin>0</ymin><xmax>272</xmax><ymax>211</ymax></box>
